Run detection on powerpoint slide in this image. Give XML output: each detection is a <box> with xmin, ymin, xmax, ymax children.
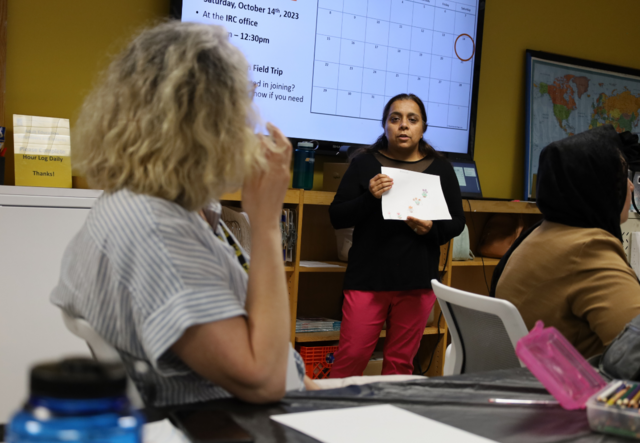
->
<box><xmin>181</xmin><ymin>0</ymin><xmax>480</xmax><ymax>153</ymax></box>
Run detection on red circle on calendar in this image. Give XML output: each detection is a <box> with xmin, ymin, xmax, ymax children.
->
<box><xmin>454</xmin><ymin>34</ymin><xmax>475</xmax><ymax>62</ymax></box>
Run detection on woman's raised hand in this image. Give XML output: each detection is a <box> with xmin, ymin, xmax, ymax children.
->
<box><xmin>369</xmin><ymin>173</ymin><xmax>393</xmax><ymax>199</ymax></box>
<box><xmin>242</xmin><ymin>123</ymin><xmax>292</xmax><ymax>226</ymax></box>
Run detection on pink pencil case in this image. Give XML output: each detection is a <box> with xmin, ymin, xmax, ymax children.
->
<box><xmin>516</xmin><ymin>320</ymin><xmax>607</xmax><ymax>410</ymax></box>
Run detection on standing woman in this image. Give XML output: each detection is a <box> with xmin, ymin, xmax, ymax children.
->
<box><xmin>328</xmin><ymin>94</ymin><xmax>465</xmax><ymax>377</ymax></box>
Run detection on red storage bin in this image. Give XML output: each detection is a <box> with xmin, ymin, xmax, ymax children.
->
<box><xmin>299</xmin><ymin>346</ymin><xmax>339</xmax><ymax>379</ymax></box>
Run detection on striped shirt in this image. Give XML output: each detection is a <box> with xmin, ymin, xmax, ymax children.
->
<box><xmin>51</xmin><ymin>188</ymin><xmax>303</xmax><ymax>406</ymax></box>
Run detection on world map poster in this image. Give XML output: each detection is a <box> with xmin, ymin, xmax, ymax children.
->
<box><xmin>525</xmin><ymin>52</ymin><xmax>640</xmax><ymax>200</ymax></box>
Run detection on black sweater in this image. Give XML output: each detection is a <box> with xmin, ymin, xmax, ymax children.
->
<box><xmin>329</xmin><ymin>153</ymin><xmax>465</xmax><ymax>291</ymax></box>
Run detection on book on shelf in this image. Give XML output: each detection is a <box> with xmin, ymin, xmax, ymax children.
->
<box><xmin>296</xmin><ymin>327</ymin><xmax>338</xmax><ymax>333</ymax></box>
<box><xmin>295</xmin><ymin>317</ymin><xmax>341</xmax><ymax>333</ymax></box>
<box><xmin>281</xmin><ymin>208</ymin><xmax>297</xmax><ymax>263</ymax></box>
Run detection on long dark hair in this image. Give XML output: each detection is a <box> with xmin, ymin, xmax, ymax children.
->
<box><xmin>352</xmin><ymin>93</ymin><xmax>441</xmax><ymax>160</ymax></box>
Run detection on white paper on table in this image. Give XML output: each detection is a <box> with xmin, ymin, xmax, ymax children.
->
<box><xmin>380</xmin><ymin>167</ymin><xmax>452</xmax><ymax>221</ymax></box>
<box><xmin>143</xmin><ymin>419</ymin><xmax>190</xmax><ymax>443</ymax></box>
<box><xmin>270</xmin><ymin>404</ymin><xmax>497</xmax><ymax>443</ymax></box>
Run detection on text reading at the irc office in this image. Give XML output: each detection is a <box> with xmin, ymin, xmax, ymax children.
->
<box><xmin>190</xmin><ymin>0</ymin><xmax>309</xmax><ymax>106</ymax></box>
<box><xmin>201</xmin><ymin>2</ymin><xmax>299</xmax><ymax>45</ymax></box>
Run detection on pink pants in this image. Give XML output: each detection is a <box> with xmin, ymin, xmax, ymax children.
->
<box><xmin>329</xmin><ymin>289</ymin><xmax>436</xmax><ymax>378</ymax></box>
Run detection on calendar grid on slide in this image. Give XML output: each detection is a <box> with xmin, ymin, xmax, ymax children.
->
<box><xmin>310</xmin><ymin>0</ymin><xmax>476</xmax><ymax>131</ymax></box>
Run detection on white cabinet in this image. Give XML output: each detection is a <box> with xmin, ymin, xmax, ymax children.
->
<box><xmin>0</xmin><ymin>186</ymin><xmax>101</xmax><ymax>421</ymax></box>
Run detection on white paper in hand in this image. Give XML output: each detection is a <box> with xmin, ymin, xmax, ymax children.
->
<box><xmin>380</xmin><ymin>167</ymin><xmax>451</xmax><ymax>221</ymax></box>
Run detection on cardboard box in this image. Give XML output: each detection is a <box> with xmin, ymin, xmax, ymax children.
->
<box><xmin>323</xmin><ymin>162</ymin><xmax>349</xmax><ymax>192</ymax></box>
<box><xmin>363</xmin><ymin>359</ymin><xmax>383</xmax><ymax>376</ymax></box>
<box><xmin>363</xmin><ymin>352</ymin><xmax>383</xmax><ymax>376</ymax></box>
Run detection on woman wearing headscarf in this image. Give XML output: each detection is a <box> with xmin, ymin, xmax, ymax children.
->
<box><xmin>492</xmin><ymin>124</ymin><xmax>640</xmax><ymax>358</ymax></box>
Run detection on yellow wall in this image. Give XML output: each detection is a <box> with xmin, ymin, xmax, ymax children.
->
<box><xmin>3</xmin><ymin>0</ymin><xmax>640</xmax><ymax>197</ymax></box>
<box><xmin>3</xmin><ymin>0</ymin><xmax>167</xmax><ymax>185</ymax></box>
<box><xmin>475</xmin><ymin>0</ymin><xmax>640</xmax><ymax>198</ymax></box>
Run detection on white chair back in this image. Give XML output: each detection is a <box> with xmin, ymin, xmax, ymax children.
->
<box><xmin>62</xmin><ymin>310</ymin><xmax>304</xmax><ymax>400</ymax></box>
<box><xmin>61</xmin><ymin>311</ymin><xmax>144</xmax><ymax>408</ymax></box>
<box><xmin>432</xmin><ymin>279</ymin><xmax>528</xmax><ymax>376</ymax></box>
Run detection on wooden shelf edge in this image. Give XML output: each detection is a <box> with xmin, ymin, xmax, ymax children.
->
<box><xmin>303</xmin><ymin>190</ymin><xmax>336</xmax><ymax>205</ymax></box>
<box><xmin>298</xmin><ymin>261</ymin><xmax>347</xmax><ymax>272</ymax></box>
<box><xmin>463</xmin><ymin>199</ymin><xmax>540</xmax><ymax>214</ymax></box>
<box><xmin>295</xmin><ymin>327</ymin><xmax>445</xmax><ymax>343</ymax></box>
<box><xmin>221</xmin><ymin>189</ymin><xmax>301</xmax><ymax>204</ymax></box>
<box><xmin>449</xmin><ymin>257</ymin><xmax>501</xmax><ymax>267</ymax></box>
<box><xmin>296</xmin><ymin>331</ymin><xmax>340</xmax><ymax>342</ymax></box>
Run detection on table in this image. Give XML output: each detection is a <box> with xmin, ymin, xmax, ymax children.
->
<box><xmin>167</xmin><ymin>368</ymin><xmax>629</xmax><ymax>443</ymax></box>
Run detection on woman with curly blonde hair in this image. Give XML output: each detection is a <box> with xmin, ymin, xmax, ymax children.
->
<box><xmin>51</xmin><ymin>21</ymin><xmax>312</xmax><ymax>406</ymax></box>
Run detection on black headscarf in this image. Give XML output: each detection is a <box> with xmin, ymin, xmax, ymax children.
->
<box><xmin>490</xmin><ymin>124</ymin><xmax>628</xmax><ymax>297</ymax></box>
<box><xmin>536</xmin><ymin>124</ymin><xmax>627</xmax><ymax>242</ymax></box>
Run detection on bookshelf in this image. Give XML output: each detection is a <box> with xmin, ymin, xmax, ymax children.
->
<box><xmin>220</xmin><ymin>190</ymin><xmax>542</xmax><ymax>376</ymax></box>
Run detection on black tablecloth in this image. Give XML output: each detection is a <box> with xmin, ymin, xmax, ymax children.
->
<box><xmin>169</xmin><ymin>368</ymin><xmax>631</xmax><ymax>443</ymax></box>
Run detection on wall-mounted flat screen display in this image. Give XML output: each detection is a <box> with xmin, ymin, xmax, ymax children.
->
<box><xmin>172</xmin><ymin>0</ymin><xmax>485</xmax><ymax>157</ymax></box>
